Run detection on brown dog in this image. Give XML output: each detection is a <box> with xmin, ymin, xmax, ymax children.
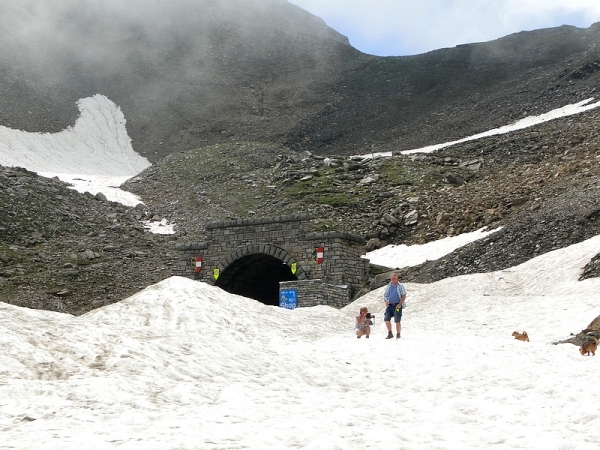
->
<box><xmin>580</xmin><ymin>337</ymin><xmax>598</xmax><ymax>356</ymax></box>
<box><xmin>512</xmin><ymin>331</ymin><xmax>529</xmax><ymax>342</ymax></box>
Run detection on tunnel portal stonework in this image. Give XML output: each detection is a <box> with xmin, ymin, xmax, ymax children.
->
<box><xmin>176</xmin><ymin>214</ymin><xmax>369</xmax><ymax>308</ymax></box>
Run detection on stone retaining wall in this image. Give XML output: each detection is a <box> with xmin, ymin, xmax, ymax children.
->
<box><xmin>279</xmin><ymin>280</ymin><xmax>352</xmax><ymax>309</ymax></box>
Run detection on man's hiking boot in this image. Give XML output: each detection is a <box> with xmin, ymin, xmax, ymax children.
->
<box><xmin>386</xmin><ymin>331</ymin><xmax>394</xmax><ymax>339</ymax></box>
<box><xmin>396</xmin><ymin>333</ymin><xmax>401</xmax><ymax>339</ymax></box>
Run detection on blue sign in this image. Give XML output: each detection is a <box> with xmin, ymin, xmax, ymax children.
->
<box><xmin>279</xmin><ymin>289</ymin><xmax>298</xmax><ymax>310</ymax></box>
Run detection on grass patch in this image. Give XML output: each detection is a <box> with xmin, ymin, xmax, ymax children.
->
<box><xmin>315</xmin><ymin>195</ymin><xmax>357</xmax><ymax>207</ymax></box>
<box><xmin>377</xmin><ymin>157</ymin><xmax>475</xmax><ymax>193</ymax></box>
<box><xmin>283</xmin><ymin>178</ymin><xmax>367</xmax><ymax>209</ymax></box>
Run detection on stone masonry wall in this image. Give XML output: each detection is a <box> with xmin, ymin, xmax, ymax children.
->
<box><xmin>176</xmin><ymin>215</ymin><xmax>368</xmax><ymax>308</ymax></box>
<box><xmin>279</xmin><ymin>280</ymin><xmax>352</xmax><ymax>309</ymax></box>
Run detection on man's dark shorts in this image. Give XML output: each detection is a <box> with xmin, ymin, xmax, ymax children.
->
<box><xmin>384</xmin><ymin>303</ymin><xmax>402</xmax><ymax>322</ymax></box>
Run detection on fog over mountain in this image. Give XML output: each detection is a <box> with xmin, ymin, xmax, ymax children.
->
<box><xmin>0</xmin><ymin>0</ymin><xmax>355</xmax><ymax>161</ymax></box>
<box><xmin>3</xmin><ymin>0</ymin><xmax>600</xmax><ymax>161</ymax></box>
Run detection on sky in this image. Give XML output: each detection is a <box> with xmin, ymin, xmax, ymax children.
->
<box><xmin>288</xmin><ymin>0</ymin><xmax>600</xmax><ymax>56</ymax></box>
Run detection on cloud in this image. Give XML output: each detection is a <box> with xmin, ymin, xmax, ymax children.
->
<box><xmin>288</xmin><ymin>0</ymin><xmax>600</xmax><ymax>55</ymax></box>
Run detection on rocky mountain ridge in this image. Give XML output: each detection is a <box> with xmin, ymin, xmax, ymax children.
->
<box><xmin>124</xmin><ymin>105</ymin><xmax>600</xmax><ymax>282</ymax></box>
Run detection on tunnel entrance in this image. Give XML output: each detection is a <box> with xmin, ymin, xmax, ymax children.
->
<box><xmin>214</xmin><ymin>254</ymin><xmax>298</xmax><ymax>306</ymax></box>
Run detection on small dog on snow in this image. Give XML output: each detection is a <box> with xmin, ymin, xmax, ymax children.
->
<box><xmin>512</xmin><ymin>331</ymin><xmax>529</xmax><ymax>342</ymax></box>
<box><xmin>580</xmin><ymin>337</ymin><xmax>598</xmax><ymax>356</ymax></box>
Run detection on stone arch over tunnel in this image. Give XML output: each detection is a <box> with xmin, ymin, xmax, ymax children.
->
<box><xmin>214</xmin><ymin>246</ymin><xmax>305</xmax><ymax>306</ymax></box>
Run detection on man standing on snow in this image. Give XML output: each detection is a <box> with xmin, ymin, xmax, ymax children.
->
<box><xmin>383</xmin><ymin>272</ymin><xmax>406</xmax><ymax>339</ymax></box>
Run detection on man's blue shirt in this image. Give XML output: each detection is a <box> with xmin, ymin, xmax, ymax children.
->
<box><xmin>384</xmin><ymin>282</ymin><xmax>406</xmax><ymax>304</ymax></box>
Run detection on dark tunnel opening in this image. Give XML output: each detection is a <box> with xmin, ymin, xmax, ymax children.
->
<box><xmin>214</xmin><ymin>254</ymin><xmax>298</xmax><ymax>306</ymax></box>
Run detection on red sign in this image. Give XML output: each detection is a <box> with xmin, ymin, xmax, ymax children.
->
<box><xmin>316</xmin><ymin>247</ymin><xmax>324</xmax><ymax>264</ymax></box>
<box><xmin>195</xmin><ymin>256</ymin><xmax>202</xmax><ymax>272</ymax></box>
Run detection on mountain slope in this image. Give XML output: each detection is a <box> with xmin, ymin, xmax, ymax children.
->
<box><xmin>2</xmin><ymin>1</ymin><xmax>600</xmax><ymax>160</ymax></box>
<box><xmin>124</xmin><ymin>105</ymin><xmax>600</xmax><ymax>279</ymax></box>
<box><xmin>286</xmin><ymin>24</ymin><xmax>600</xmax><ymax>155</ymax></box>
<box><xmin>1</xmin><ymin>2</ymin><xmax>600</xmax><ymax>314</ymax></box>
<box><xmin>2</xmin><ymin>103</ymin><xmax>599</xmax><ymax>314</ymax></box>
